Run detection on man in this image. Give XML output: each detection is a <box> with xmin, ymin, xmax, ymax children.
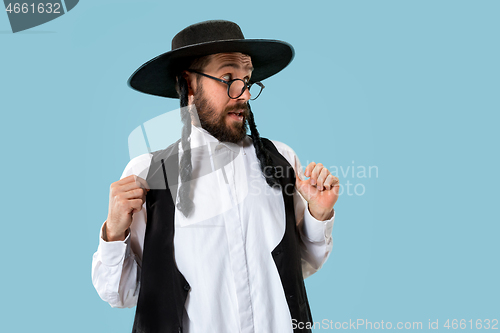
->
<box><xmin>92</xmin><ymin>20</ymin><xmax>340</xmax><ymax>333</ymax></box>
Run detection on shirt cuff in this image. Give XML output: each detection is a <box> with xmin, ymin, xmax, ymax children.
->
<box><xmin>98</xmin><ymin>222</ymin><xmax>131</xmax><ymax>266</ymax></box>
<box><xmin>302</xmin><ymin>205</ymin><xmax>335</xmax><ymax>243</ymax></box>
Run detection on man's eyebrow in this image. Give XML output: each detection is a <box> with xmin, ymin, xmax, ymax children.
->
<box><xmin>216</xmin><ymin>63</ymin><xmax>254</xmax><ymax>72</ymax></box>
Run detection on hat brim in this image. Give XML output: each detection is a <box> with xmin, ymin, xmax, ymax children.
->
<box><xmin>127</xmin><ymin>39</ymin><xmax>294</xmax><ymax>98</ymax></box>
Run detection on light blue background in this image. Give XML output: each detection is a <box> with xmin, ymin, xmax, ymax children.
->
<box><xmin>1</xmin><ymin>1</ymin><xmax>498</xmax><ymax>332</ymax></box>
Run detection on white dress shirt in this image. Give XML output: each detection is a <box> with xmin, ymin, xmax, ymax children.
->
<box><xmin>92</xmin><ymin>125</ymin><xmax>334</xmax><ymax>333</ymax></box>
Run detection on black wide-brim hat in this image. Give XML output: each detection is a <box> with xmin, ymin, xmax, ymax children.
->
<box><xmin>128</xmin><ymin>20</ymin><xmax>295</xmax><ymax>98</ymax></box>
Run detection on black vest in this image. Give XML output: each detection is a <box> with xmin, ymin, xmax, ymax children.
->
<box><xmin>132</xmin><ymin>138</ymin><xmax>313</xmax><ymax>333</ymax></box>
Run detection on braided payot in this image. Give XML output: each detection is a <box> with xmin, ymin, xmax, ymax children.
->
<box><xmin>177</xmin><ymin>74</ymin><xmax>194</xmax><ymax>217</ymax></box>
<box><xmin>247</xmin><ymin>104</ymin><xmax>280</xmax><ymax>188</ymax></box>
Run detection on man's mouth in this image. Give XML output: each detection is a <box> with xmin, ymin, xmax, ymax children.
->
<box><xmin>227</xmin><ymin>109</ymin><xmax>246</xmax><ymax>121</ymax></box>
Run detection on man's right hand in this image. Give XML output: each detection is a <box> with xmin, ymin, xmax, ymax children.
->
<box><xmin>105</xmin><ymin>175</ymin><xmax>150</xmax><ymax>242</ymax></box>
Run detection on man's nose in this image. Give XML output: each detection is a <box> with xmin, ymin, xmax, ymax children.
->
<box><xmin>238</xmin><ymin>86</ymin><xmax>252</xmax><ymax>101</ymax></box>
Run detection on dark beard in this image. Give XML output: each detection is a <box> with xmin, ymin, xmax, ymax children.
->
<box><xmin>193</xmin><ymin>84</ymin><xmax>249</xmax><ymax>143</ymax></box>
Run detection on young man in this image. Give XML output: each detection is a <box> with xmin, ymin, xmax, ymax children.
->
<box><xmin>92</xmin><ymin>20</ymin><xmax>340</xmax><ymax>333</ymax></box>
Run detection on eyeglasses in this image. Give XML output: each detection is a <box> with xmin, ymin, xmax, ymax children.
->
<box><xmin>188</xmin><ymin>70</ymin><xmax>265</xmax><ymax>100</ymax></box>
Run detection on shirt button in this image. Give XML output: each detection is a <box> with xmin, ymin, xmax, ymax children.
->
<box><xmin>183</xmin><ymin>283</ymin><xmax>190</xmax><ymax>291</ymax></box>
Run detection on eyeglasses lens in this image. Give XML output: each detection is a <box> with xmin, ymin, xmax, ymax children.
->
<box><xmin>228</xmin><ymin>80</ymin><xmax>263</xmax><ymax>100</ymax></box>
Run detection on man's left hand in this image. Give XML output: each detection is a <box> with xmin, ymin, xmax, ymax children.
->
<box><xmin>295</xmin><ymin>162</ymin><xmax>339</xmax><ymax>221</ymax></box>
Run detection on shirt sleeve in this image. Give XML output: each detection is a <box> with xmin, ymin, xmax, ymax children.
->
<box><xmin>271</xmin><ymin>140</ymin><xmax>335</xmax><ymax>279</ymax></box>
<box><xmin>91</xmin><ymin>153</ymin><xmax>152</xmax><ymax>308</ymax></box>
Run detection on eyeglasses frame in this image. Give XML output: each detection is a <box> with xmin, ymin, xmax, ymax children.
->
<box><xmin>187</xmin><ymin>70</ymin><xmax>265</xmax><ymax>100</ymax></box>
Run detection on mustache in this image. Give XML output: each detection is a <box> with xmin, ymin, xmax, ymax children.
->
<box><xmin>225</xmin><ymin>102</ymin><xmax>250</xmax><ymax>117</ymax></box>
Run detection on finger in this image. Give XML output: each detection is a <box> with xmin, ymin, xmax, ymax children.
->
<box><xmin>295</xmin><ymin>165</ymin><xmax>306</xmax><ymax>182</ymax></box>
<box><xmin>115</xmin><ymin>188</ymin><xmax>147</xmax><ymax>201</ymax></box>
<box><xmin>295</xmin><ymin>168</ymin><xmax>310</xmax><ymax>196</ymax></box>
<box><xmin>129</xmin><ymin>198</ymin><xmax>146</xmax><ymax>215</ymax></box>
<box><xmin>110</xmin><ymin>175</ymin><xmax>139</xmax><ymax>194</ymax></box>
<box><xmin>324</xmin><ymin>174</ymin><xmax>336</xmax><ymax>190</ymax></box>
<box><xmin>113</xmin><ymin>175</ymin><xmax>150</xmax><ymax>193</ymax></box>
<box><xmin>304</xmin><ymin>162</ymin><xmax>316</xmax><ymax>178</ymax></box>
<box><xmin>310</xmin><ymin>163</ymin><xmax>324</xmax><ymax>186</ymax></box>
<box><xmin>316</xmin><ymin>168</ymin><xmax>330</xmax><ymax>191</ymax></box>
<box><xmin>112</xmin><ymin>181</ymin><xmax>145</xmax><ymax>197</ymax></box>
<box><xmin>116</xmin><ymin>174</ymin><xmax>139</xmax><ymax>185</ymax></box>
<box><xmin>295</xmin><ymin>168</ymin><xmax>304</xmax><ymax>187</ymax></box>
<box><xmin>325</xmin><ymin>175</ymin><xmax>339</xmax><ymax>190</ymax></box>
<box><xmin>134</xmin><ymin>175</ymin><xmax>150</xmax><ymax>191</ymax></box>
<box><xmin>114</xmin><ymin>175</ymin><xmax>149</xmax><ymax>189</ymax></box>
<box><xmin>333</xmin><ymin>183</ymin><xmax>340</xmax><ymax>195</ymax></box>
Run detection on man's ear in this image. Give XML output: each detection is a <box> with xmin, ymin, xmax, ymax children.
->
<box><xmin>182</xmin><ymin>71</ymin><xmax>196</xmax><ymax>96</ymax></box>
